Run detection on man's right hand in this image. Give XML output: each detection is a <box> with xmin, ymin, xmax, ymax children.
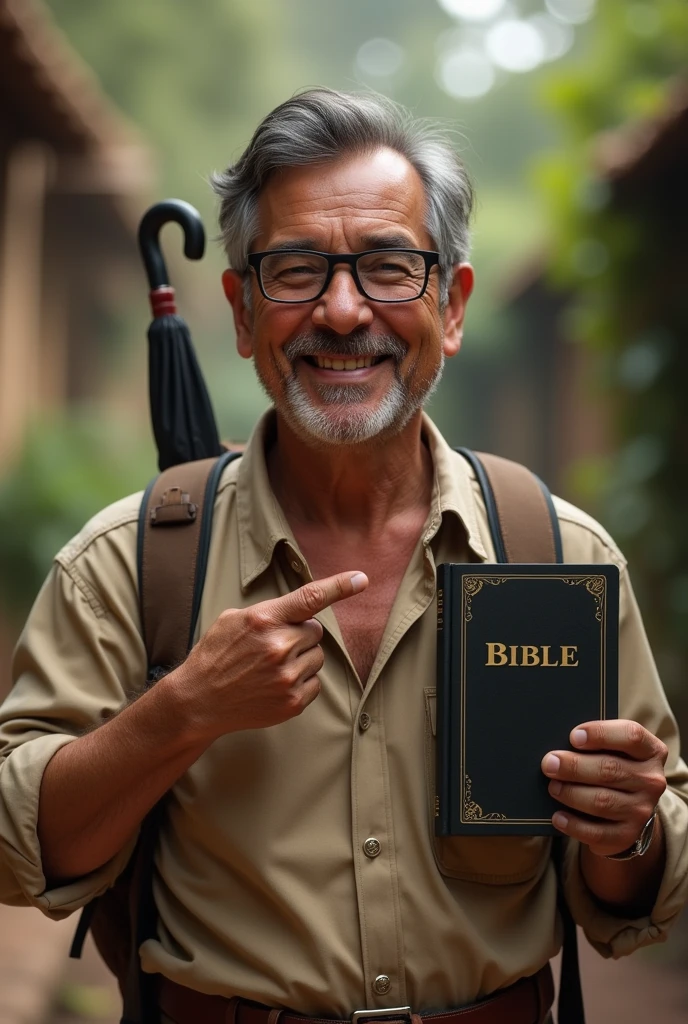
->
<box><xmin>38</xmin><ymin>571</ymin><xmax>368</xmax><ymax>882</ymax></box>
<box><xmin>168</xmin><ymin>571</ymin><xmax>369</xmax><ymax>739</ymax></box>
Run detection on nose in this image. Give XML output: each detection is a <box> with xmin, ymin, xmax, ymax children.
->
<box><xmin>312</xmin><ymin>266</ymin><xmax>373</xmax><ymax>334</ymax></box>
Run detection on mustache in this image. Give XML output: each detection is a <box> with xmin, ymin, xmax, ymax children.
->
<box><xmin>283</xmin><ymin>330</ymin><xmax>407</xmax><ymax>363</ymax></box>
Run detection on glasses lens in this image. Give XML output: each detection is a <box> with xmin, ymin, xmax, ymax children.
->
<box><xmin>357</xmin><ymin>250</ymin><xmax>426</xmax><ymax>301</ymax></box>
<box><xmin>260</xmin><ymin>252</ymin><xmax>328</xmax><ymax>301</ymax></box>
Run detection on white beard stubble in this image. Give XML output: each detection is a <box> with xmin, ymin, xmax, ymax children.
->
<box><xmin>256</xmin><ymin>330</ymin><xmax>445</xmax><ymax>447</ymax></box>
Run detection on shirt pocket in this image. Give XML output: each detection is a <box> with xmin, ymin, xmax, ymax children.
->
<box><xmin>424</xmin><ymin>687</ymin><xmax>550</xmax><ymax>884</ymax></box>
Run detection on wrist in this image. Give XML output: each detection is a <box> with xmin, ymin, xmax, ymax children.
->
<box><xmin>605</xmin><ymin>810</ymin><xmax>658</xmax><ymax>862</ymax></box>
<box><xmin>156</xmin><ymin>665</ymin><xmax>218</xmax><ymax>749</ymax></box>
<box><xmin>580</xmin><ymin>814</ymin><xmax>665</xmax><ymax>915</ymax></box>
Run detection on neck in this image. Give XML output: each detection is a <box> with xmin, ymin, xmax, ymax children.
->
<box><xmin>267</xmin><ymin>410</ymin><xmax>433</xmax><ymax>532</ymax></box>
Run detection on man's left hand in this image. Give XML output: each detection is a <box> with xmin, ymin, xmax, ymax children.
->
<box><xmin>541</xmin><ymin>720</ymin><xmax>667</xmax><ymax>857</ymax></box>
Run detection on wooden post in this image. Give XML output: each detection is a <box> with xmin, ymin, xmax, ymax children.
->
<box><xmin>0</xmin><ymin>142</ymin><xmax>51</xmax><ymax>464</ymax></box>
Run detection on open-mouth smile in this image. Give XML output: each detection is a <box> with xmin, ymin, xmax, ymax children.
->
<box><xmin>302</xmin><ymin>354</ymin><xmax>390</xmax><ymax>372</ymax></box>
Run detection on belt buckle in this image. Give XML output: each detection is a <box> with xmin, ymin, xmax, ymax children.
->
<box><xmin>351</xmin><ymin>1007</ymin><xmax>412</xmax><ymax>1024</ymax></box>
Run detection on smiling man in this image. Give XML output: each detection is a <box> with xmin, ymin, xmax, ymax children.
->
<box><xmin>1</xmin><ymin>89</ymin><xmax>688</xmax><ymax>1024</ymax></box>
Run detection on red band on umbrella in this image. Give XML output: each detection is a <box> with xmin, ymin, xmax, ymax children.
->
<box><xmin>150</xmin><ymin>287</ymin><xmax>177</xmax><ymax>317</ymax></box>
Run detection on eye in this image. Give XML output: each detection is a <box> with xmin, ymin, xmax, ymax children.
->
<box><xmin>278</xmin><ymin>264</ymin><xmax>319</xmax><ymax>277</ymax></box>
<box><xmin>262</xmin><ymin>254</ymin><xmax>326</xmax><ymax>279</ymax></box>
<box><xmin>359</xmin><ymin>251</ymin><xmax>424</xmax><ymax>278</ymax></box>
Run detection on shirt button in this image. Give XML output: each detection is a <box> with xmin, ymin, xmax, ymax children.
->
<box><xmin>290</xmin><ymin>559</ymin><xmax>302</xmax><ymax>572</ymax></box>
<box><xmin>363</xmin><ymin>837</ymin><xmax>381</xmax><ymax>858</ymax></box>
<box><xmin>373</xmin><ymin>975</ymin><xmax>391</xmax><ymax>996</ymax></box>
<box><xmin>359</xmin><ymin>712</ymin><xmax>371</xmax><ymax>731</ymax></box>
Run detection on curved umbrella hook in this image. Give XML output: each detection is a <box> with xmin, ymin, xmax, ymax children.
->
<box><xmin>138</xmin><ymin>199</ymin><xmax>206</xmax><ymax>291</ymax></box>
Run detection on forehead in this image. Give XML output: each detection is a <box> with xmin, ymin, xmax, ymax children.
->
<box><xmin>254</xmin><ymin>147</ymin><xmax>431</xmax><ymax>249</ymax></box>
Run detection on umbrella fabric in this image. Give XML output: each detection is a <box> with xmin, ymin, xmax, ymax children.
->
<box><xmin>148</xmin><ymin>311</ymin><xmax>224</xmax><ymax>471</ymax></box>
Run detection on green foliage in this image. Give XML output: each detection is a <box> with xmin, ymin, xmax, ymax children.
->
<box><xmin>536</xmin><ymin>0</ymin><xmax>688</xmax><ymax>691</ymax></box>
<box><xmin>0</xmin><ymin>412</ymin><xmax>152</xmax><ymax>623</ymax></box>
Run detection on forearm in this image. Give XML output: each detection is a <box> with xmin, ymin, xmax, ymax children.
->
<box><xmin>580</xmin><ymin>815</ymin><xmax>665</xmax><ymax>917</ymax></box>
<box><xmin>37</xmin><ymin>674</ymin><xmax>209</xmax><ymax>883</ymax></box>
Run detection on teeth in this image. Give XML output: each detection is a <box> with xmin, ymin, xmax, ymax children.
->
<box><xmin>313</xmin><ymin>355</ymin><xmax>376</xmax><ymax>369</ymax></box>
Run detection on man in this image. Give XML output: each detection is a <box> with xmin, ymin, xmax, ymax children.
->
<box><xmin>0</xmin><ymin>89</ymin><xmax>686</xmax><ymax>1024</ymax></box>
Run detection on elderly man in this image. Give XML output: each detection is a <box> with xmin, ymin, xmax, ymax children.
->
<box><xmin>1</xmin><ymin>89</ymin><xmax>687</xmax><ymax>1024</ymax></box>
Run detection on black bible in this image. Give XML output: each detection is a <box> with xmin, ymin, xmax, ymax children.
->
<box><xmin>436</xmin><ymin>563</ymin><xmax>619</xmax><ymax>836</ymax></box>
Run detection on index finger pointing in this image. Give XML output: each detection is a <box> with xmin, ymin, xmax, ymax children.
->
<box><xmin>272</xmin><ymin>572</ymin><xmax>369</xmax><ymax>623</ymax></box>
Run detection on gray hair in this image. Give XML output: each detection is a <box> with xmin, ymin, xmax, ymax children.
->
<box><xmin>211</xmin><ymin>88</ymin><xmax>474</xmax><ymax>305</ymax></box>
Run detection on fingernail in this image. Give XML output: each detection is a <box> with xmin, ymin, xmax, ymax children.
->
<box><xmin>572</xmin><ymin>729</ymin><xmax>588</xmax><ymax>747</ymax></box>
<box><xmin>550</xmin><ymin>780</ymin><xmax>562</xmax><ymax>796</ymax></box>
<box><xmin>544</xmin><ymin>754</ymin><xmax>560</xmax><ymax>775</ymax></box>
<box><xmin>553</xmin><ymin>812</ymin><xmax>568</xmax><ymax>830</ymax></box>
<box><xmin>350</xmin><ymin>573</ymin><xmax>368</xmax><ymax>593</ymax></box>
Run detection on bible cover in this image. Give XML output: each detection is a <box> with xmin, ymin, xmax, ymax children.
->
<box><xmin>436</xmin><ymin>564</ymin><xmax>619</xmax><ymax>836</ymax></box>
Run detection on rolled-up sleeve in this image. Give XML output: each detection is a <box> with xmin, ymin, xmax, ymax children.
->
<box><xmin>0</xmin><ymin>499</ymin><xmax>145</xmax><ymax>918</ymax></box>
<box><xmin>561</xmin><ymin>563</ymin><xmax>688</xmax><ymax>957</ymax></box>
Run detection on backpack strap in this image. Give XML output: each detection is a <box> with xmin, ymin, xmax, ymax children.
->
<box><xmin>457</xmin><ymin>448</ymin><xmax>583</xmax><ymax>1024</ymax></box>
<box><xmin>123</xmin><ymin>449</ymin><xmax>241</xmax><ymax>1023</ymax></box>
<box><xmin>71</xmin><ymin>450</ymin><xmax>241</xmax><ymax>1024</ymax></box>
<box><xmin>139</xmin><ymin>449</ymin><xmax>242</xmax><ymax>674</ymax></box>
<box><xmin>456</xmin><ymin>448</ymin><xmax>563</xmax><ymax>563</ymax></box>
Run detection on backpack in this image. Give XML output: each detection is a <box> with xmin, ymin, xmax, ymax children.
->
<box><xmin>69</xmin><ymin>447</ymin><xmax>584</xmax><ymax>1024</ymax></box>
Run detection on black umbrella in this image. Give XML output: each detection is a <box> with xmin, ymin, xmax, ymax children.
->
<box><xmin>138</xmin><ymin>199</ymin><xmax>224</xmax><ymax>471</ymax></box>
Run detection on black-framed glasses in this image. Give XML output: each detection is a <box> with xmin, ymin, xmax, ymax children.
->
<box><xmin>246</xmin><ymin>248</ymin><xmax>440</xmax><ymax>304</ymax></box>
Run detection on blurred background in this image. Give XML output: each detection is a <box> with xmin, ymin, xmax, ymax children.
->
<box><xmin>0</xmin><ymin>0</ymin><xmax>687</xmax><ymax>1021</ymax></box>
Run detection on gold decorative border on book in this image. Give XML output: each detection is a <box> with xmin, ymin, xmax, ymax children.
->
<box><xmin>561</xmin><ymin>575</ymin><xmax>606</xmax><ymax>621</ymax></box>
<box><xmin>460</xmin><ymin>573</ymin><xmax>608</xmax><ymax>825</ymax></box>
<box><xmin>463</xmin><ymin>774</ymin><xmax>507</xmax><ymax>821</ymax></box>
<box><xmin>463</xmin><ymin>576</ymin><xmax>507</xmax><ymax>621</ymax></box>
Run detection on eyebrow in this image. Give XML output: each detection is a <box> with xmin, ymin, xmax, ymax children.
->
<box><xmin>263</xmin><ymin>233</ymin><xmax>421</xmax><ymax>254</ymax></box>
<box><xmin>359</xmin><ymin>232</ymin><xmax>419</xmax><ymax>250</ymax></box>
<box><xmin>266</xmin><ymin>239</ymin><xmax>320</xmax><ymax>252</ymax></box>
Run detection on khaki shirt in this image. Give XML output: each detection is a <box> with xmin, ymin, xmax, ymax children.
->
<box><xmin>1</xmin><ymin>413</ymin><xmax>687</xmax><ymax>1015</ymax></box>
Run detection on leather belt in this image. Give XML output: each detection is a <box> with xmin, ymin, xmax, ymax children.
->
<box><xmin>158</xmin><ymin>964</ymin><xmax>554</xmax><ymax>1024</ymax></box>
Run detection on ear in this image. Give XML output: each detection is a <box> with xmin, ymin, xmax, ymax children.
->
<box><xmin>442</xmin><ymin>264</ymin><xmax>474</xmax><ymax>358</ymax></box>
<box><xmin>222</xmin><ymin>269</ymin><xmax>254</xmax><ymax>359</ymax></box>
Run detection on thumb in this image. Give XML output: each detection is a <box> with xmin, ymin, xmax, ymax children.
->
<box><xmin>271</xmin><ymin>571</ymin><xmax>368</xmax><ymax>624</ymax></box>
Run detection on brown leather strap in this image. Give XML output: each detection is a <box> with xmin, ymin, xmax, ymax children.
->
<box><xmin>140</xmin><ymin>456</ymin><xmax>222</xmax><ymax>671</ymax></box>
<box><xmin>159</xmin><ymin>965</ymin><xmax>554</xmax><ymax>1024</ymax></box>
<box><xmin>475</xmin><ymin>452</ymin><xmax>557</xmax><ymax>564</ymax></box>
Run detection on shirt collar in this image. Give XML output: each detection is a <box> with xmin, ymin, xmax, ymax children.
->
<box><xmin>236</xmin><ymin>409</ymin><xmax>488</xmax><ymax>589</ymax></box>
<box><xmin>236</xmin><ymin>412</ymin><xmax>296</xmax><ymax>589</ymax></box>
<box><xmin>420</xmin><ymin>413</ymin><xmax>488</xmax><ymax>561</ymax></box>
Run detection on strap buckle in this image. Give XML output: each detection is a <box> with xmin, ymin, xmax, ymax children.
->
<box><xmin>351</xmin><ymin>1008</ymin><xmax>412</xmax><ymax>1024</ymax></box>
<box><xmin>150</xmin><ymin>486</ymin><xmax>197</xmax><ymax>525</ymax></box>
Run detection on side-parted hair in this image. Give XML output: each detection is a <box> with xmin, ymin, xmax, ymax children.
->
<box><xmin>211</xmin><ymin>88</ymin><xmax>474</xmax><ymax>304</ymax></box>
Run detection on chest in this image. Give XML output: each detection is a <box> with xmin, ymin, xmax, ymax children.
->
<box><xmin>292</xmin><ymin>526</ymin><xmax>425</xmax><ymax>685</ymax></box>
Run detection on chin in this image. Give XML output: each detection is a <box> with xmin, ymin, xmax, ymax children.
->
<box><xmin>280</xmin><ymin>394</ymin><xmax>418</xmax><ymax>450</ymax></box>
<box><xmin>258</xmin><ymin>360</ymin><xmax>443</xmax><ymax>449</ymax></box>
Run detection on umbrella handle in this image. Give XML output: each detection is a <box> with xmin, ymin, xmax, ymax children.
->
<box><xmin>138</xmin><ymin>199</ymin><xmax>206</xmax><ymax>291</ymax></box>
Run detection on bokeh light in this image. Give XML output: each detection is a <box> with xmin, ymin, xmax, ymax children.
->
<box><xmin>528</xmin><ymin>13</ymin><xmax>575</xmax><ymax>61</ymax></box>
<box><xmin>485</xmin><ymin>19</ymin><xmax>546</xmax><ymax>73</ymax></box>
<box><xmin>435</xmin><ymin>47</ymin><xmax>496</xmax><ymax>99</ymax></box>
<box><xmin>436</xmin><ymin>0</ymin><xmax>507</xmax><ymax>23</ymax></box>
<box><xmin>545</xmin><ymin>0</ymin><xmax>596</xmax><ymax>25</ymax></box>
<box><xmin>355</xmin><ymin>38</ymin><xmax>405</xmax><ymax>77</ymax></box>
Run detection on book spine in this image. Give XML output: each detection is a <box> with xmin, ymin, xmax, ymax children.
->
<box><xmin>435</xmin><ymin>563</ymin><xmax>451</xmax><ymax>836</ymax></box>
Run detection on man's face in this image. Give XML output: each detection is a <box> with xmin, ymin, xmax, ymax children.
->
<box><xmin>223</xmin><ymin>147</ymin><xmax>473</xmax><ymax>447</ymax></box>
